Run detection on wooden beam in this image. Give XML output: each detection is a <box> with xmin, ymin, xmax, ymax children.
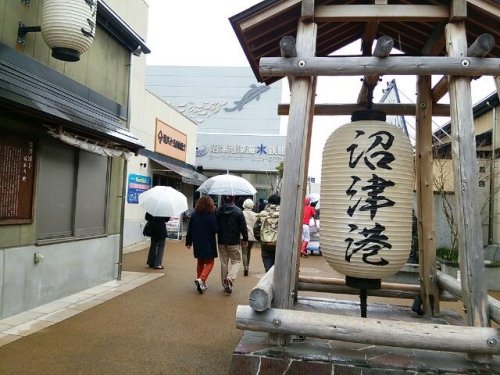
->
<box><xmin>361</xmin><ymin>21</ymin><xmax>378</xmax><ymax>56</ymax></box>
<box><xmin>277</xmin><ymin>103</ymin><xmax>451</xmax><ymax>116</ymax></box>
<box><xmin>450</xmin><ymin>0</ymin><xmax>467</xmax><ymax>21</ymax></box>
<box><xmin>315</xmin><ymin>5</ymin><xmax>449</xmax><ymax>22</ymax></box>
<box><xmin>432</xmin><ymin>78</ymin><xmax>449</xmax><ymax>102</ymax></box>
<box><xmin>468</xmin><ymin>33</ymin><xmax>496</xmax><ymax>58</ymax></box>
<box><xmin>271</xmin><ymin>19</ymin><xmax>317</xmax><ymax>346</ymax></box>
<box><xmin>280</xmin><ymin>35</ymin><xmax>296</xmax><ymax>58</ymax></box>
<box><xmin>239</xmin><ymin>0</ymin><xmax>302</xmax><ymax>32</ymax></box>
<box><xmin>466</xmin><ymin>0</ymin><xmax>500</xmax><ymax>18</ymax></box>
<box><xmin>259</xmin><ymin>56</ymin><xmax>500</xmax><ymax>77</ymax></box>
<box><xmin>361</xmin><ymin>0</ymin><xmax>388</xmax><ymax>56</ymax></box>
<box><xmin>298</xmin><ymin>275</ymin><xmax>420</xmax><ymax>291</ymax></box>
<box><xmin>301</xmin><ymin>0</ymin><xmax>315</xmax><ymax>22</ymax></box>
<box><xmin>432</xmin><ymin>33</ymin><xmax>496</xmax><ymax>102</ymax></box>
<box><xmin>421</xmin><ymin>23</ymin><xmax>446</xmax><ymax>56</ymax></box>
<box><xmin>437</xmin><ymin>271</ymin><xmax>500</xmax><ymax>324</ymax></box>
<box><xmin>297</xmin><ymin>282</ymin><xmax>458</xmax><ymax>301</ymax></box>
<box><xmin>358</xmin><ymin>36</ymin><xmax>394</xmax><ymax>104</ymax></box>
<box><xmin>235</xmin><ymin>305</ymin><xmax>500</xmax><ymax>355</ymax></box>
<box><xmin>446</xmin><ymin>22</ymin><xmax>490</xmax><ymax>331</ymax></box>
<box><xmin>280</xmin><ymin>35</ymin><xmax>296</xmax><ymax>89</ymax></box>
<box><xmin>249</xmin><ymin>267</ymin><xmax>274</xmax><ymax>312</ymax></box>
<box><xmin>416</xmin><ymin>75</ymin><xmax>440</xmax><ymax>315</ymax></box>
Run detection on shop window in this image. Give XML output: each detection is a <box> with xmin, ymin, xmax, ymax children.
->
<box><xmin>36</xmin><ymin>138</ymin><xmax>108</xmax><ymax>240</ymax></box>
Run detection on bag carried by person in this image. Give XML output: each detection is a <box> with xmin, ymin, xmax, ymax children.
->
<box><xmin>143</xmin><ymin>221</ymin><xmax>153</xmax><ymax>237</ymax></box>
<box><xmin>260</xmin><ymin>210</ymin><xmax>279</xmax><ymax>245</ymax></box>
<box><xmin>253</xmin><ymin>219</ymin><xmax>261</xmax><ymax>242</ymax></box>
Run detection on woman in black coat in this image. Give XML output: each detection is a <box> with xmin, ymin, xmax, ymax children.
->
<box><xmin>145</xmin><ymin>213</ymin><xmax>170</xmax><ymax>269</ymax></box>
<box><xmin>185</xmin><ymin>196</ymin><xmax>218</xmax><ymax>294</ymax></box>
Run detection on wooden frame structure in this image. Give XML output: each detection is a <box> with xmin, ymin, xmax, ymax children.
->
<box><xmin>230</xmin><ymin>0</ymin><xmax>500</xmax><ymax>361</ymax></box>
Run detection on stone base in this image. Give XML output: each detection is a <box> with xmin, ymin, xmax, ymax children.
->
<box><xmin>230</xmin><ymin>298</ymin><xmax>500</xmax><ymax>374</ymax></box>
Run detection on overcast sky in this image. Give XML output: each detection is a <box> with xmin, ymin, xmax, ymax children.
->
<box><xmin>145</xmin><ymin>0</ymin><xmax>497</xmax><ymax>180</ymax></box>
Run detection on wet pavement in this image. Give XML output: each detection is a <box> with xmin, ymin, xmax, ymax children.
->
<box><xmin>0</xmin><ymin>239</ymin><xmax>497</xmax><ymax>374</ymax></box>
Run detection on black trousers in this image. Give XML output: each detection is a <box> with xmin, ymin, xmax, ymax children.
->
<box><xmin>147</xmin><ymin>237</ymin><xmax>166</xmax><ymax>267</ymax></box>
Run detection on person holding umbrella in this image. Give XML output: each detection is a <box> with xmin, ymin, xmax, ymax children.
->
<box><xmin>145</xmin><ymin>213</ymin><xmax>170</xmax><ymax>269</ymax></box>
<box><xmin>185</xmin><ymin>196</ymin><xmax>219</xmax><ymax>294</ymax></box>
<box><xmin>216</xmin><ymin>195</ymin><xmax>248</xmax><ymax>295</ymax></box>
<box><xmin>139</xmin><ymin>186</ymin><xmax>188</xmax><ymax>270</ymax></box>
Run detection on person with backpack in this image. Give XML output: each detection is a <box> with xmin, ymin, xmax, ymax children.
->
<box><xmin>241</xmin><ymin>198</ymin><xmax>258</xmax><ymax>276</ymax></box>
<box><xmin>257</xmin><ymin>193</ymin><xmax>280</xmax><ymax>272</ymax></box>
<box><xmin>216</xmin><ymin>195</ymin><xmax>248</xmax><ymax>295</ymax></box>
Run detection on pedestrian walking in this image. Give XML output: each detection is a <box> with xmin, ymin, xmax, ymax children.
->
<box><xmin>242</xmin><ymin>198</ymin><xmax>258</xmax><ymax>276</ymax></box>
<box><xmin>301</xmin><ymin>197</ymin><xmax>317</xmax><ymax>257</ymax></box>
<box><xmin>257</xmin><ymin>193</ymin><xmax>280</xmax><ymax>272</ymax></box>
<box><xmin>145</xmin><ymin>213</ymin><xmax>170</xmax><ymax>269</ymax></box>
<box><xmin>216</xmin><ymin>195</ymin><xmax>248</xmax><ymax>294</ymax></box>
<box><xmin>185</xmin><ymin>196</ymin><xmax>218</xmax><ymax>294</ymax></box>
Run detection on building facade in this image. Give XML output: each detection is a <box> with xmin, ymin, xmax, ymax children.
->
<box><xmin>0</xmin><ymin>0</ymin><xmax>149</xmax><ymax>319</ymax></box>
<box><xmin>145</xmin><ymin>66</ymin><xmax>285</xmax><ymax>202</ymax></box>
<box><xmin>124</xmin><ymin>89</ymin><xmax>206</xmax><ymax>246</ymax></box>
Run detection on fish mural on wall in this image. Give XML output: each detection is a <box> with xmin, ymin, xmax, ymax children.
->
<box><xmin>224</xmin><ymin>84</ymin><xmax>270</xmax><ymax>112</ymax></box>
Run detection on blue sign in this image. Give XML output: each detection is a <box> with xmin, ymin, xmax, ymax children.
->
<box><xmin>127</xmin><ymin>174</ymin><xmax>151</xmax><ymax>204</ymax></box>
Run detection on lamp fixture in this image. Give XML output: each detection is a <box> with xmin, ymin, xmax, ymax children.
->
<box><xmin>131</xmin><ymin>45</ymin><xmax>142</xmax><ymax>57</ymax></box>
<box><xmin>17</xmin><ymin>22</ymin><xmax>41</xmax><ymax>47</ymax></box>
<box><xmin>140</xmin><ymin>163</ymin><xmax>147</xmax><ymax>168</ymax></box>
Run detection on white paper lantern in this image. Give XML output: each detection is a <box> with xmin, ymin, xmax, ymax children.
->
<box><xmin>41</xmin><ymin>0</ymin><xmax>97</xmax><ymax>62</ymax></box>
<box><xmin>320</xmin><ymin>120</ymin><xmax>414</xmax><ymax>280</ymax></box>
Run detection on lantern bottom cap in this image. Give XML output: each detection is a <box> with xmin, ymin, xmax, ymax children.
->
<box><xmin>345</xmin><ymin>276</ymin><xmax>381</xmax><ymax>290</ymax></box>
<box><xmin>52</xmin><ymin>47</ymin><xmax>80</xmax><ymax>62</ymax></box>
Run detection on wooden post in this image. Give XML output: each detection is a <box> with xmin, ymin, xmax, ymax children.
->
<box><xmin>432</xmin><ymin>33</ymin><xmax>495</xmax><ymax>103</ymax></box>
<box><xmin>416</xmin><ymin>75</ymin><xmax>440</xmax><ymax>315</ymax></box>
<box><xmin>445</xmin><ymin>19</ymin><xmax>490</xmax><ymax>345</ymax></box>
<box><xmin>437</xmin><ymin>271</ymin><xmax>500</xmax><ymax>324</ymax></box>
<box><xmin>249</xmin><ymin>267</ymin><xmax>274</xmax><ymax>312</ymax></box>
<box><xmin>493</xmin><ymin>76</ymin><xmax>500</xmax><ymax>245</ymax></box>
<box><xmin>357</xmin><ymin>35</ymin><xmax>394</xmax><ymax>105</ymax></box>
<box><xmin>271</xmin><ymin>19</ymin><xmax>317</xmax><ymax>346</ymax></box>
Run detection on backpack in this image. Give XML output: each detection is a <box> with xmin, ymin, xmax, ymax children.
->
<box><xmin>260</xmin><ymin>206</ymin><xmax>279</xmax><ymax>244</ymax></box>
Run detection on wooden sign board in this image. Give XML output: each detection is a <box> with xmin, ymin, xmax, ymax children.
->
<box><xmin>154</xmin><ymin>119</ymin><xmax>187</xmax><ymax>162</ymax></box>
<box><xmin>0</xmin><ymin>132</ymin><xmax>36</xmax><ymax>224</ymax></box>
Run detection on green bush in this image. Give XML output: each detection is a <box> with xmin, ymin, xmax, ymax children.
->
<box><xmin>436</xmin><ymin>246</ymin><xmax>459</xmax><ymax>262</ymax></box>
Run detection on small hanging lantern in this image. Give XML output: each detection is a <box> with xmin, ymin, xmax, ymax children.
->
<box><xmin>41</xmin><ymin>0</ymin><xmax>97</xmax><ymax>62</ymax></box>
<box><xmin>321</xmin><ymin>111</ymin><xmax>414</xmax><ymax>314</ymax></box>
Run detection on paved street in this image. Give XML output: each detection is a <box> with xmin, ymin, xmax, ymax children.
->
<box><xmin>0</xmin><ymin>240</ymin><xmax>293</xmax><ymax>374</ymax></box>
<box><xmin>0</xmin><ymin>238</ymin><xmax>489</xmax><ymax>374</ymax></box>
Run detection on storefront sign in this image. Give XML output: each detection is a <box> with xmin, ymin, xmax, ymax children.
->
<box><xmin>166</xmin><ymin>217</ymin><xmax>181</xmax><ymax>239</ymax></box>
<box><xmin>155</xmin><ymin>119</ymin><xmax>187</xmax><ymax>162</ymax></box>
<box><xmin>127</xmin><ymin>174</ymin><xmax>151</xmax><ymax>204</ymax></box>
<box><xmin>195</xmin><ymin>134</ymin><xmax>286</xmax><ymax>171</ymax></box>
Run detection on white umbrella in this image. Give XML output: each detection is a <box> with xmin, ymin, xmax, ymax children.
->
<box><xmin>196</xmin><ymin>174</ymin><xmax>257</xmax><ymax>196</ymax></box>
<box><xmin>139</xmin><ymin>186</ymin><xmax>188</xmax><ymax>217</ymax></box>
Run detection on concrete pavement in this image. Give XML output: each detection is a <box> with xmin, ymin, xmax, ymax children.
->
<box><xmin>0</xmin><ymin>238</ymin><xmax>489</xmax><ymax>374</ymax></box>
<box><xmin>0</xmin><ymin>239</ymin><xmax>279</xmax><ymax>374</ymax></box>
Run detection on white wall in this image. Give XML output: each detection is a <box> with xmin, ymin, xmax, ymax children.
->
<box><xmin>0</xmin><ymin>236</ymin><xmax>120</xmax><ymax>319</ymax></box>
